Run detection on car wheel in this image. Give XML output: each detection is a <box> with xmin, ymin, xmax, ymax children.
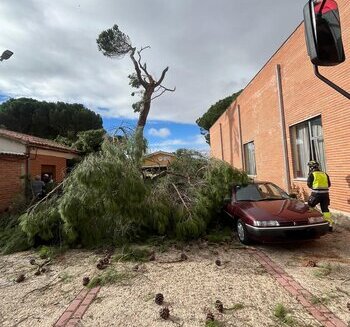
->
<box><xmin>236</xmin><ymin>219</ymin><xmax>250</xmax><ymax>245</ymax></box>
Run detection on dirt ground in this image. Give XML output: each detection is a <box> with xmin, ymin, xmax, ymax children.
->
<box><xmin>0</xmin><ymin>216</ymin><xmax>349</xmax><ymax>327</ymax></box>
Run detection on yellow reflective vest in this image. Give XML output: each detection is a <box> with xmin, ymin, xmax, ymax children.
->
<box><xmin>312</xmin><ymin>171</ymin><xmax>329</xmax><ymax>190</ymax></box>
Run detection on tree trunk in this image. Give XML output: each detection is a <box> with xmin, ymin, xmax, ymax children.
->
<box><xmin>134</xmin><ymin>87</ymin><xmax>153</xmax><ymax>162</ymax></box>
<box><xmin>137</xmin><ymin>88</ymin><xmax>153</xmax><ymax>129</ymax></box>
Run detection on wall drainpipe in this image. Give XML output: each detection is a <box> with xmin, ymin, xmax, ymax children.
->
<box><xmin>219</xmin><ymin>123</ymin><xmax>224</xmax><ymax>160</ymax></box>
<box><xmin>237</xmin><ymin>105</ymin><xmax>244</xmax><ymax>170</ymax></box>
<box><xmin>276</xmin><ymin>64</ymin><xmax>291</xmax><ymax>193</ymax></box>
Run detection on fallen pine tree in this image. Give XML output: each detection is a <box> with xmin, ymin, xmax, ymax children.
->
<box><xmin>1</xmin><ymin>136</ymin><xmax>249</xmax><ymax>252</ymax></box>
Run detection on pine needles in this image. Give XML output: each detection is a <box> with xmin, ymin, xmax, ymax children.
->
<box><xmin>1</xmin><ymin>137</ymin><xmax>249</xmax><ymax>252</ymax></box>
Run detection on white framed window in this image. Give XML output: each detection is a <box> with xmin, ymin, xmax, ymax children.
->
<box><xmin>244</xmin><ymin>141</ymin><xmax>256</xmax><ymax>175</ymax></box>
<box><xmin>290</xmin><ymin>116</ymin><xmax>326</xmax><ymax>179</ymax></box>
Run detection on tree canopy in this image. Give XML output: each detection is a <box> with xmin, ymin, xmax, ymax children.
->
<box><xmin>196</xmin><ymin>90</ymin><xmax>242</xmax><ymax>144</ymax></box>
<box><xmin>0</xmin><ymin>98</ymin><xmax>103</xmax><ymax>140</ymax></box>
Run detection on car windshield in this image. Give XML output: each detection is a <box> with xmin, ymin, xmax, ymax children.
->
<box><xmin>235</xmin><ymin>183</ymin><xmax>290</xmax><ymax>202</ymax></box>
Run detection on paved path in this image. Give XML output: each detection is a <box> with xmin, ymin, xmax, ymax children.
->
<box><xmin>54</xmin><ymin>287</ymin><xmax>100</xmax><ymax>327</ymax></box>
<box><xmin>249</xmin><ymin>249</ymin><xmax>348</xmax><ymax>327</ymax></box>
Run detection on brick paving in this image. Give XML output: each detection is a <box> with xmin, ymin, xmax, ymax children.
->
<box><xmin>54</xmin><ymin>287</ymin><xmax>100</xmax><ymax>327</ymax></box>
<box><xmin>249</xmin><ymin>249</ymin><xmax>348</xmax><ymax>327</ymax></box>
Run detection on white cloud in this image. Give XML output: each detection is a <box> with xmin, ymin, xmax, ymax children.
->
<box><xmin>0</xmin><ymin>0</ymin><xmax>307</xmax><ymax>124</ymax></box>
<box><xmin>149</xmin><ymin>134</ymin><xmax>209</xmax><ymax>153</ymax></box>
<box><xmin>193</xmin><ymin>134</ymin><xmax>207</xmax><ymax>145</ymax></box>
<box><xmin>148</xmin><ymin>127</ymin><xmax>171</xmax><ymax>138</ymax></box>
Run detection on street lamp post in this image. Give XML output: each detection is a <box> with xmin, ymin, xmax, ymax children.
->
<box><xmin>0</xmin><ymin>50</ymin><xmax>14</xmax><ymax>62</ymax></box>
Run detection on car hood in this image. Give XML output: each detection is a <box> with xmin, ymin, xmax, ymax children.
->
<box><xmin>237</xmin><ymin>199</ymin><xmax>322</xmax><ymax>222</ymax></box>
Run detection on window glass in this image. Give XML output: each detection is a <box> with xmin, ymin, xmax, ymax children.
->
<box><xmin>290</xmin><ymin>116</ymin><xmax>326</xmax><ymax>178</ymax></box>
<box><xmin>236</xmin><ymin>183</ymin><xmax>289</xmax><ymax>201</ymax></box>
<box><xmin>244</xmin><ymin>141</ymin><xmax>256</xmax><ymax>175</ymax></box>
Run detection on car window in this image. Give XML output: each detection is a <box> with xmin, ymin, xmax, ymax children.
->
<box><xmin>236</xmin><ymin>184</ymin><xmax>262</xmax><ymax>201</ymax></box>
<box><xmin>236</xmin><ymin>183</ymin><xmax>289</xmax><ymax>201</ymax></box>
<box><xmin>257</xmin><ymin>184</ymin><xmax>270</xmax><ymax>197</ymax></box>
<box><xmin>265</xmin><ymin>183</ymin><xmax>289</xmax><ymax>199</ymax></box>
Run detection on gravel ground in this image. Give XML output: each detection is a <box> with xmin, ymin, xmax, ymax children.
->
<box><xmin>259</xmin><ymin>216</ymin><xmax>350</xmax><ymax>326</ymax></box>
<box><xmin>81</xmin><ymin>246</ymin><xmax>322</xmax><ymax>327</ymax></box>
<box><xmin>0</xmin><ymin>217</ymin><xmax>349</xmax><ymax>327</ymax></box>
<box><xmin>0</xmin><ymin>250</ymin><xmax>100</xmax><ymax>327</ymax></box>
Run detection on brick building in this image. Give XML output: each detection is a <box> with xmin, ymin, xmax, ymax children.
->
<box><xmin>210</xmin><ymin>0</ymin><xmax>350</xmax><ymax>215</ymax></box>
<box><xmin>142</xmin><ymin>151</ymin><xmax>175</xmax><ymax>170</ymax></box>
<box><xmin>0</xmin><ymin>129</ymin><xmax>79</xmax><ymax>212</ymax></box>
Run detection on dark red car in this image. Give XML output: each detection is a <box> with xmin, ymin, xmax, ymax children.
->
<box><xmin>224</xmin><ymin>182</ymin><xmax>329</xmax><ymax>244</ymax></box>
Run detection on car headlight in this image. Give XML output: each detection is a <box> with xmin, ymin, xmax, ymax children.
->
<box><xmin>308</xmin><ymin>217</ymin><xmax>324</xmax><ymax>224</ymax></box>
<box><xmin>253</xmin><ymin>220</ymin><xmax>280</xmax><ymax>227</ymax></box>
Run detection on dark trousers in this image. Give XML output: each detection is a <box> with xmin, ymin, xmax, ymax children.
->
<box><xmin>308</xmin><ymin>192</ymin><xmax>330</xmax><ymax>213</ymax></box>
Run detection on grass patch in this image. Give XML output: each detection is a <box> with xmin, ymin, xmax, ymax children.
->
<box><xmin>311</xmin><ymin>294</ymin><xmax>330</xmax><ymax>305</ymax></box>
<box><xmin>87</xmin><ymin>268</ymin><xmax>133</xmax><ymax>288</ymax></box>
<box><xmin>113</xmin><ymin>245</ymin><xmax>153</xmax><ymax>262</ymax></box>
<box><xmin>59</xmin><ymin>272</ymin><xmax>73</xmax><ymax>283</ymax></box>
<box><xmin>37</xmin><ymin>245</ymin><xmax>67</xmax><ymax>259</ymax></box>
<box><xmin>205</xmin><ymin>227</ymin><xmax>233</xmax><ymax>243</ymax></box>
<box><xmin>273</xmin><ymin>303</ymin><xmax>296</xmax><ymax>326</ymax></box>
<box><xmin>313</xmin><ymin>263</ymin><xmax>332</xmax><ymax>278</ymax></box>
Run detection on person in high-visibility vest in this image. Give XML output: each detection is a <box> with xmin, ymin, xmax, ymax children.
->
<box><xmin>307</xmin><ymin>160</ymin><xmax>334</xmax><ymax>231</ymax></box>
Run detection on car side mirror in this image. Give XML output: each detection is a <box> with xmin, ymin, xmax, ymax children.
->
<box><xmin>303</xmin><ymin>0</ymin><xmax>345</xmax><ymax>66</ymax></box>
<box><xmin>289</xmin><ymin>193</ymin><xmax>298</xmax><ymax>199</ymax></box>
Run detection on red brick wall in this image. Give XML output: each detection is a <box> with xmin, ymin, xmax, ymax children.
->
<box><xmin>210</xmin><ymin>0</ymin><xmax>350</xmax><ymax>214</ymax></box>
<box><xmin>0</xmin><ymin>157</ymin><xmax>25</xmax><ymax>212</ymax></box>
<box><xmin>29</xmin><ymin>154</ymin><xmax>67</xmax><ymax>183</ymax></box>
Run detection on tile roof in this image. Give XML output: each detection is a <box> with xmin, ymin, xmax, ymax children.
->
<box><xmin>0</xmin><ymin>129</ymin><xmax>79</xmax><ymax>153</ymax></box>
<box><xmin>0</xmin><ymin>151</ymin><xmax>27</xmax><ymax>158</ymax></box>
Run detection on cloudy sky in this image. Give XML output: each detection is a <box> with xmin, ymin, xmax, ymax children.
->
<box><xmin>0</xmin><ymin>0</ymin><xmax>307</xmax><ymax>152</ymax></box>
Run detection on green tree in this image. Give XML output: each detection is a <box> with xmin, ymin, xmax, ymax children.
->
<box><xmin>72</xmin><ymin>129</ymin><xmax>106</xmax><ymax>155</ymax></box>
<box><xmin>0</xmin><ymin>98</ymin><xmax>103</xmax><ymax>140</ymax></box>
<box><xmin>97</xmin><ymin>24</ymin><xmax>175</xmax><ymax>161</ymax></box>
<box><xmin>196</xmin><ymin>90</ymin><xmax>242</xmax><ymax>144</ymax></box>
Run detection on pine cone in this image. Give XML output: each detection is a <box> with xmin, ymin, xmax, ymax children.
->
<box><xmin>303</xmin><ymin>260</ymin><xmax>317</xmax><ymax>267</ymax></box>
<box><xmin>97</xmin><ymin>262</ymin><xmax>106</xmax><ymax>270</ymax></box>
<box><xmin>40</xmin><ymin>267</ymin><xmax>47</xmax><ymax>273</ymax></box>
<box><xmin>29</xmin><ymin>259</ymin><xmax>36</xmax><ymax>265</ymax></box>
<box><xmin>149</xmin><ymin>253</ymin><xmax>156</xmax><ymax>261</ymax></box>
<box><xmin>206</xmin><ymin>312</ymin><xmax>215</xmax><ymax>321</ymax></box>
<box><xmin>159</xmin><ymin>307</ymin><xmax>170</xmax><ymax>320</ymax></box>
<box><xmin>155</xmin><ymin>293</ymin><xmax>164</xmax><ymax>305</ymax></box>
<box><xmin>215</xmin><ymin>259</ymin><xmax>221</xmax><ymax>266</ymax></box>
<box><xmin>34</xmin><ymin>270</ymin><xmax>41</xmax><ymax>276</ymax></box>
<box><xmin>16</xmin><ymin>274</ymin><xmax>25</xmax><ymax>283</ymax></box>
<box><xmin>83</xmin><ymin>276</ymin><xmax>90</xmax><ymax>286</ymax></box>
<box><xmin>180</xmin><ymin>253</ymin><xmax>188</xmax><ymax>261</ymax></box>
<box><xmin>215</xmin><ymin>300</ymin><xmax>224</xmax><ymax>313</ymax></box>
<box><xmin>132</xmin><ymin>264</ymin><xmax>139</xmax><ymax>272</ymax></box>
<box><xmin>102</xmin><ymin>257</ymin><xmax>109</xmax><ymax>265</ymax></box>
